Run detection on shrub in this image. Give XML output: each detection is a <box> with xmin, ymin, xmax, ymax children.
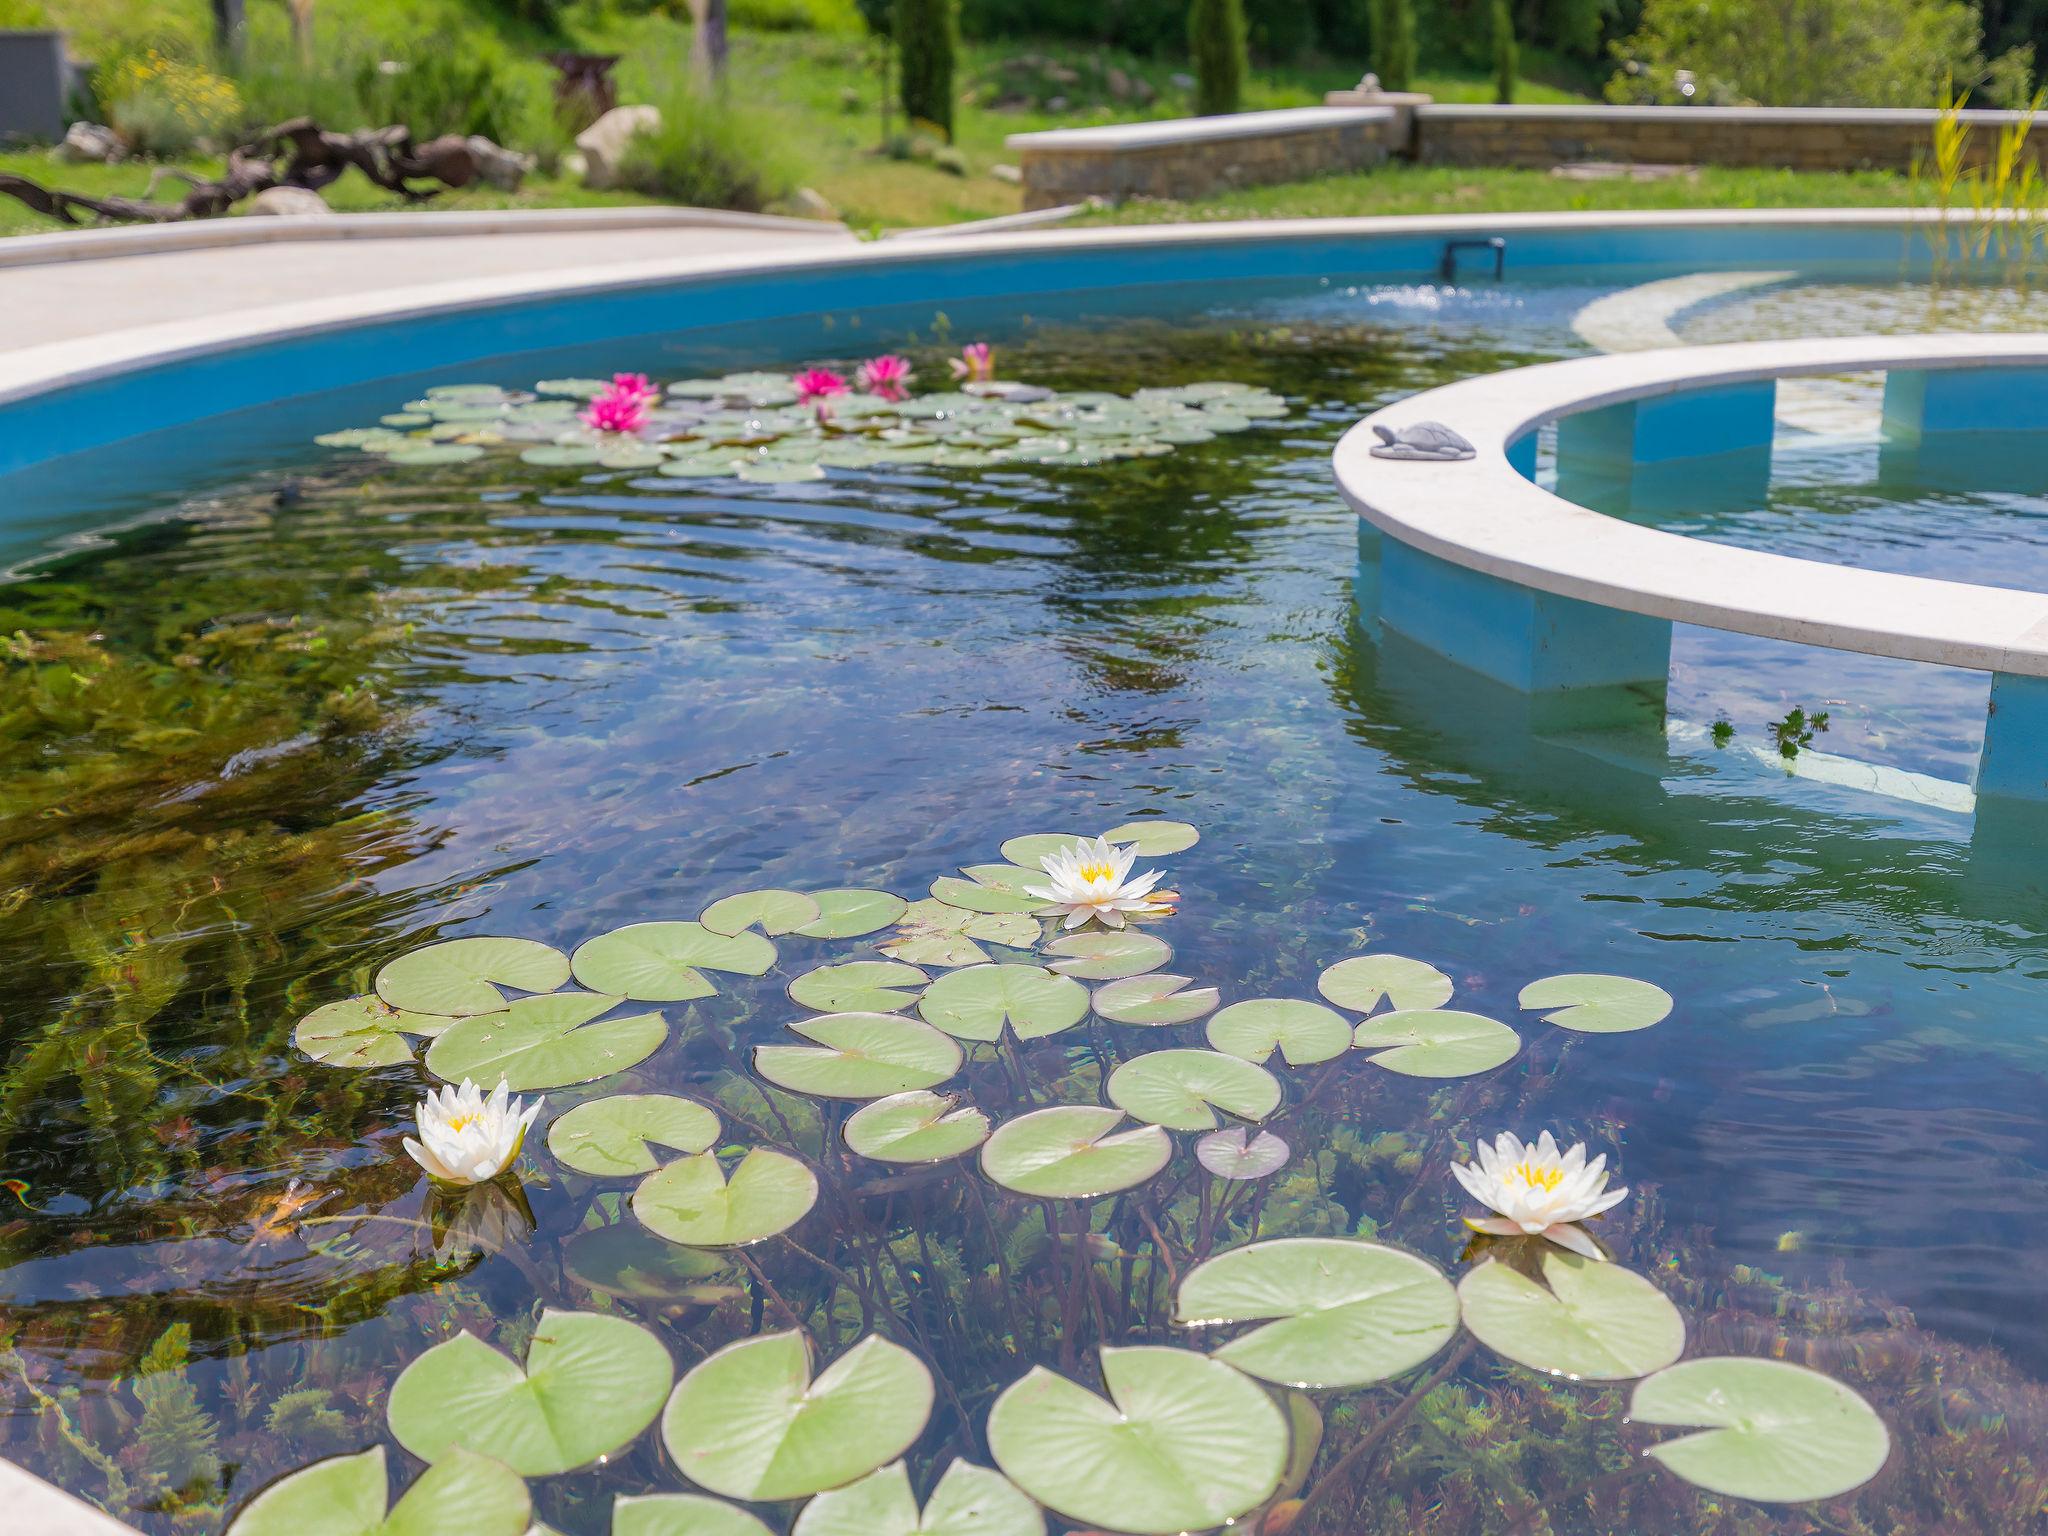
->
<box><xmin>353</xmin><ymin>38</ymin><xmax>526</xmax><ymax>142</ymax></box>
<box><xmin>1490</xmin><ymin>0</ymin><xmax>1517</xmax><ymax>102</ymax></box>
<box><xmin>101</xmin><ymin>49</ymin><xmax>243</xmax><ymax>157</ymax></box>
<box><xmin>1372</xmin><ymin>0</ymin><xmax>1415</xmax><ymax>90</ymax></box>
<box><xmin>897</xmin><ymin>0</ymin><xmax>958</xmax><ymax>139</ymax></box>
<box><xmin>1188</xmin><ymin>0</ymin><xmax>1248</xmax><ymax>115</ymax></box>
<box><xmin>614</xmin><ymin>79</ymin><xmax>801</xmax><ymax>211</ymax></box>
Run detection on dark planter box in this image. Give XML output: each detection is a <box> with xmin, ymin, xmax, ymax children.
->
<box><xmin>0</xmin><ymin>29</ymin><xmax>69</xmax><ymax>144</ymax></box>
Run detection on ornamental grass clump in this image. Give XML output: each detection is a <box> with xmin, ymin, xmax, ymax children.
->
<box><xmin>615</xmin><ymin>81</ymin><xmax>801</xmax><ymax>213</ymax></box>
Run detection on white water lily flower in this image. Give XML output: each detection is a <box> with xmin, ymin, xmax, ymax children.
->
<box><xmin>1025</xmin><ymin>835</ymin><xmax>1173</xmax><ymax>930</ymax></box>
<box><xmin>403</xmin><ymin>1078</ymin><xmax>543</xmax><ymax>1185</ymax></box>
<box><xmin>1451</xmin><ymin>1130</ymin><xmax>1628</xmax><ymax>1261</ymax></box>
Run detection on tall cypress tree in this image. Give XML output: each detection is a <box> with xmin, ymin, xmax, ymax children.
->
<box><xmin>1373</xmin><ymin>0</ymin><xmax>1416</xmax><ymax>91</ymax></box>
<box><xmin>1188</xmin><ymin>0</ymin><xmax>1249</xmax><ymax>116</ymax></box>
<box><xmin>1491</xmin><ymin>0</ymin><xmax>1518</xmax><ymax>103</ymax></box>
<box><xmin>895</xmin><ymin>0</ymin><xmax>957</xmax><ymax>140</ymax></box>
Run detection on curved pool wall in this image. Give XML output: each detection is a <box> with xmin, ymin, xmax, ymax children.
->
<box><xmin>0</xmin><ymin>210</ymin><xmax>1979</xmax><ymax>482</ymax></box>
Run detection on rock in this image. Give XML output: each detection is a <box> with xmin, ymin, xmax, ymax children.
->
<box><xmin>574</xmin><ymin>103</ymin><xmax>660</xmax><ymax>190</ymax></box>
<box><xmin>245</xmin><ymin>186</ymin><xmax>332</xmax><ymax>217</ymax></box>
<box><xmin>55</xmin><ymin>120</ymin><xmax>120</xmax><ymax>163</ymax></box>
<box><xmin>1045</xmin><ymin>95</ymin><xmax>1069</xmax><ymax>113</ymax></box>
<box><xmin>560</xmin><ymin>149</ymin><xmax>588</xmax><ymax>181</ymax></box>
<box><xmin>933</xmin><ymin>146</ymin><xmax>968</xmax><ymax>177</ymax></box>
<box><xmin>787</xmin><ymin>186</ymin><xmax>837</xmax><ymax>220</ymax></box>
<box><xmin>466</xmin><ymin>135</ymin><xmax>535</xmax><ymax>192</ymax></box>
<box><xmin>990</xmin><ymin>163</ymin><xmax>1022</xmax><ymax>185</ymax></box>
<box><xmin>1169</xmin><ymin>71</ymin><xmax>1195</xmax><ymax>89</ymax></box>
<box><xmin>1106</xmin><ymin>66</ymin><xmax>1132</xmax><ymax>99</ymax></box>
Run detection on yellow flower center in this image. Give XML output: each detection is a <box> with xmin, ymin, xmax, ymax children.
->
<box><xmin>1512</xmin><ymin>1161</ymin><xmax>1563</xmax><ymax>1192</ymax></box>
<box><xmin>446</xmin><ymin>1113</ymin><xmax>480</xmax><ymax>1133</ymax></box>
<box><xmin>1077</xmin><ymin>861</ymin><xmax>1116</xmax><ymax>885</ymax></box>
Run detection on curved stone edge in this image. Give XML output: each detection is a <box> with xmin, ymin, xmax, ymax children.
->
<box><xmin>1334</xmin><ymin>331</ymin><xmax>2048</xmax><ymax>679</ymax></box>
<box><xmin>0</xmin><ymin>1455</ymin><xmax>139</xmax><ymax>1534</ymax></box>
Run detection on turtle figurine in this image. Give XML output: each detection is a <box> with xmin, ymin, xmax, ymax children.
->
<box><xmin>1368</xmin><ymin>421</ymin><xmax>1476</xmax><ymax>461</ymax></box>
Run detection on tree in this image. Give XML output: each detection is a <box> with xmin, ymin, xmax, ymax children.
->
<box><xmin>1372</xmin><ymin>0</ymin><xmax>1416</xmax><ymax>91</ymax></box>
<box><xmin>1491</xmin><ymin>0</ymin><xmax>1518</xmax><ymax>102</ymax></box>
<box><xmin>1188</xmin><ymin>0</ymin><xmax>1249</xmax><ymax>115</ymax></box>
<box><xmin>896</xmin><ymin>0</ymin><xmax>957</xmax><ymax>139</ymax></box>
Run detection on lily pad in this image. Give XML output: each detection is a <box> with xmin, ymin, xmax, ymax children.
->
<box><xmin>1353</xmin><ymin>1009</ymin><xmax>1519</xmax><ymax>1078</ymax></box>
<box><xmin>1631</xmin><ymin>1358</ymin><xmax>1890</xmax><ymax>1503</ymax></box>
<box><xmin>633</xmin><ymin>1148</ymin><xmax>818</xmax><ymax>1248</ymax></box>
<box><xmin>376</xmin><ymin>936</ymin><xmax>570</xmax><ymax>1016</ymax></box>
<box><xmin>881</xmin><ymin>900</ymin><xmax>1039</xmax><ymax>969</ymax></box>
<box><xmin>792</xmin><ymin>1460</ymin><xmax>1042</xmax><ymax>1536</ymax></box>
<box><xmin>563</xmin><ymin>1224</ymin><xmax>736</xmax><ymax>1303</ymax></box>
<box><xmin>571</xmin><ymin>922</ymin><xmax>776</xmax><ymax>1002</ymax></box>
<box><xmin>385</xmin><ymin>443</ymin><xmax>485</xmax><ymax>466</ymax></box>
<box><xmin>548</xmin><ymin>1094</ymin><xmax>721</xmax><ymax>1177</ymax></box>
<box><xmin>998</xmin><ymin>832</ymin><xmax>1090</xmax><ymax>867</ymax></box>
<box><xmin>1519</xmin><ymin>973</ymin><xmax>1673</xmax><ymax>1034</ymax></box>
<box><xmin>1099</xmin><ymin>819</ymin><xmax>1199</xmax><ymax>855</ymax></box>
<box><xmin>796</xmin><ymin>889</ymin><xmax>908</xmax><ymax>939</ymax></box>
<box><xmin>701</xmin><ymin>889</ymin><xmax>822</xmax><ymax>938</ymax></box>
<box><xmin>426</xmin><ymin>992</ymin><xmax>666</xmax><ymax>1091</ymax></box>
<box><xmin>613</xmin><ymin>1494</ymin><xmax>773</xmax><ymax>1536</ymax></box>
<box><xmin>1196</xmin><ymin>1127</ymin><xmax>1290</xmax><ymax>1180</ymax></box>
<box><xmin>930</xmin><ymin>875</ymin><xmax>1044</xmax><ymax>915</ymax></box>
<box><xmin>661</xmin><ymin>1332</ymin><xmax>934</xmax><ymax>1502</ymax></box>
<box><xmin>844</xmin><ymin>1091</ymin><xmax>991</xmax><ymax>1165</ymax></box>
<box><xmin>1105</xmin><ymin>1049</ymin><xmax>1280</xmax><ymax>1132</ymax></box>
<box><xmin>387</xmin><ymin>1308</ymin><xmax>673</xmax><ymax>1476</ymax></box>
<box><xmin>224</xmin><ymin>1447</ymin><xmax>529</xmax><ymax>1536</ymax></box>
<box><xmin>1318</xmin><ymin>955</ymin><xmax>1454</xmax><ymax>1015</ymax></box>
<box><xmin>295</xmin><ymin>994</ymin><xmax>453</xmax><ymax>1068</ymax></box>
<box><xmin>1043</xmin><ymin>929</ymin><xmax>1170</xmax><ymax>980</ymax></box>
<box><xmin>1205</xmin><ymin>998</ymin><xmax>1351</xmax><ymax>1066</ymax></box>
<box><xmin>917</xmin><ymin>964</ymin><xmax>1089</xmax><ymax>1042</ymax></box>
<box><xmin>980</xmin><ymin>1105</ymin><xmax>1170</xmax><ymax>1199</ymax></box>
<box><xmin>521</xmin><ymin>445</ymin><xmax>603</xmax><ymax>467</ymax></box>
<box><xmin>791</xmin><ymin>960</ymin><xmax>929</xmax><ymax>1014</ymax></box>
<box><xmin>1457</xmin><ymin>1252</ymin><xmax>1685</xmax><ymax>1382</ymax></box>
<box><xmin>986</xmin><ymin>1346</ymin><xmax>1286</xmax><ymax>1536</ymax></box>
<box><xmin>1091</xmin><ymin>974</ymin><xmax>1219</xmax><ymax>1026</ymax></box>
<box><xmin>1177</xmin><ymin>1238</ymin><xmax>1459</xmax><ymax>1390</ymax></box>
<box><xmin>754</xmin><ymin>1013</ymin><xmax>963</xmax><ymax>1100</ymax></box>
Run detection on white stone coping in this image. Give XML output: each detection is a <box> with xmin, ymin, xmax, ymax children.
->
<box><xmin>1415</xmin><ymin>102</ymin><xmax>2040</xmax><ymax>127</ymax></box>
<box><xmin>1006</xmin><ymin>106</ymin><xmax>1394</xmax><ymax>154</ymax></box>
<box><xmin>1334</xmin><ymin>332</ymin><xmax>2048</xmax><ymax>678</ymax></box>
<box><xmin>0</xmin><ymin>1457</ymin><xmax>137</xmax><ymax>1535</ymax></box>
<box><xmin>0</xmin><ymin>204</ymin><xmax>846</xmax><ymax>269</ymax></box>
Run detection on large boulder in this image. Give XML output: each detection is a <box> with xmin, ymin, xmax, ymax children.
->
<box><xmin>55</xmin><ymin>120</ymin><xmax>120</xmax><ymax>163</ymax></box>
<box><xmin>574</xmin><ymin>104</ymin><xmax>660</xmax><ymax>190</ymax></box>
<box><xmin>245</xmin><ymin>186</ymin><xmax>332</xmax><ymax>217</ymax></box>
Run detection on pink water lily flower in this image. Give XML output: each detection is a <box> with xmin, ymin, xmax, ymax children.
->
<box><xmin>580</xmin><ymin>377</ymin><xmax>653</xmax><ymax>435</ymax></box>
<box><xmin>857</xmin><ymin>354</ymin><xmax>916</xmax><ymax>402</ymax></box>
<box><xmin>608</xmin><ymin>372</ymin><xmax>659</xmax><ymax>405</ymax></box>
<box><xmin>793</xmin><ymin>367</ymin><xmax>851</xmax><ymax>404</ymax></box>
<box><xmin>949</xmin><ymin>342</ymin><xmax>996</xmax><ymax>382</ymax></box>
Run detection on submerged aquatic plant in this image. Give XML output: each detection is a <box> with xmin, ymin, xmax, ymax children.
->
<box><xmin>1451</xmin><ymin>1130</ymin><xmax>1628</xmax><ymax>1260</ymax></box>
<box><xmin>1024</xmin><ymin>834</ymin><xmax>1173</xmax><ymax>930</ymax></box>
<box><xmin>402</xmin><ymin>1079</ymin><xmax>543</xmax><ymax>1185</ymax></box>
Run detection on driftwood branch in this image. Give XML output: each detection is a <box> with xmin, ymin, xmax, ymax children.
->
<box><xmin>0</xmin><ymin>118</ymin><xmax>488</xmax><ymax>227</ymax></box>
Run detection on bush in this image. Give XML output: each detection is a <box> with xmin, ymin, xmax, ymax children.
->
<box><xmin>897</xmin><ymin>0</ymin><xmax>958</xmax><ymax>139</ymax></box>
<box><xmin>101</xmin><ymin>49</ymin><xmax>243</xmax><ymax>157</ymax></box>
<box><xmin>1188</xmin><ymin>0</ymin><xmax>1247</xmax><ymax>114</ymax></box>
<box><xmin>1373</xmin><ymin>0</ymin><xmax>1415</xmax><ymax>88</ymax></box>
<box><xmin>231</xmin><ymin>46</ymin><xmax>376</xmax><ymax>133</ymax></box>
<box><xmin>353</xmin><ymin>37</ymin><xmax>525</xmax><ymax>142</ymax></box>
<box><xmin>1490</xmin><ymin>0</ymin><xmax>1517</xmax><ymax>101</ymax></box>
<box><xmin>614</xmin><ymin>80</ymin><xmax>801</xmax><ymax>211</ymax></box>
<box><xmin>730</xmin><ymin>0</ymin><xmax>866</xmax><ymax>29</ymax></box>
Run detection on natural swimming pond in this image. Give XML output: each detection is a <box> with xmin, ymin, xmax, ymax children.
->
<box><xmin>3</xmin><ymin>267</ymin><xmax>2047</xmax><ymax>1536</ymax></box>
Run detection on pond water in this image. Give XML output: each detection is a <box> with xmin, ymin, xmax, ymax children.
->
<box><xmin>2</xmin><ymin>269</ymin><xmax>2046</xmax><ymax>1536</ymax></box>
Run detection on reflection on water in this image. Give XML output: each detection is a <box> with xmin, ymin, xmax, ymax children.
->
<box><xmin>1</xmin><ymin>277</ymin><xmax>2047</xmax><ymax>1533</ymax></box>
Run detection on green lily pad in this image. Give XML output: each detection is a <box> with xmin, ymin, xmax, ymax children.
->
<box><xmin>224</xmin><ymin>1447</ymin><xmax>529</xmax><ymax>1536</ymax></box>
<box><xmin>659</xmin><ymin>455</ymin><xmax>741</xmax><ymax>478</ymax></box>
<box><xmin>929</xmin><ymin>875</ymin><xmax>1045</xmax><ymax>915</ymax></box>
<box><xmin>426</xmin><ymin>992</ymin><xmax>666</xmax><ymax>1091</ymax></box>
<box><xmin>1318</xmin><ymin>955</ymin><xmax>1455</xmax><ymax>1015</ymax></box>
<box><xmin>570</xmin><ymin>922</ymin><xmax>777</xmax><ymax>1002</ymax></box>
<box><xmin>1353</xmin><ymin>1009</ymin><xmax>1519</xmax><ymax>1078</ymax></box>
<box><xmin>739</xmin><ymin>461</ymin><xmax>828</xmax><ymax>484</ymax></box>
<box><xmin>1099</xmin><ymin>819</ymin><xmax>1199</xmax><ymax>855</ymax></box>
<box><xmin>1205</xmin><ymin>998</ymin><xmax>1351</xmax><ymax>1066</ymax></box>
<box><xmin>1043</xmin><ymin>929</ymin><xmax>1171</xmax><ymax>980</ymax></box>
<box><xmin>295</xmin><ymin>994</ymin><xmax>453</xmax><ymax>1068</ymax></box>
<box><xmin>1091</xmin><ymin>974</ymin><xmax>1219</xmax><ymax>1026</ymax></box>
<box><xmin>661</xmin><ymin>1332</ymin><xmax>934</xmax><ymax>1502</ymax></box>
<box><xmin>1519</xmin><ymin>973</ymin><xmax>1673</xmax><ymax>1033</ymax></box>
<box><xmin>917</xmin><ymin>964</ymin><xmax>1089</xmax><ymax>1042</ymax></box>
<box><xmin>881</xmin><ymin>900</ymin><xmax>1039</xmax><ymax>968</ymax></box>
<box><xmin>548</xmin><ymin>1094</ymin><xmax>721</xmax><ymax>1177</ymax></box>
<box><xmin>998</xmin><ymin>832</ymin><xmax>1090</xmax><ymax>867</ymax></box>
<box><xmin>980</xmin><ymin>1105</ymin><xmax>1170</xmax><ymax>1198</ymax></box>
<box><xmin>790</xmin><ymin>960</ymin><xmax>929</xmax><ymax>1014</ymax></box>
<box><xmin>633</xmin><ymin>1148</ymin><xmax>818</xmax><ymax>1248</ymax></box>
<box><xmin>376</xmin><ymin>936</ymin><xmax>570</xmax><ymax>1016</ymax></box>
<box><xmin>563</xmin><ymin>1224</ymin><xmax>736</xmax><ymax>1302</ymax></box>
<box><xmin>1176</xmin><ymin>1237</ymin><xmax>1459</xmax><ymax>1390</ymax></box>
<box><xmin>796</xmin><ymin>889</ymin><xmax>908</xmax><ymax>939</ymax></box>
<box><xmin>598</xmin><ymin>445</ymin><xmax>669</xmax><ymax>470</ymax></box>
<box><xmin>844</xmin><ymin>1091</ymin><xmax>991</xmax><ymax>1164</ymax></box>
<box><xmin>1196</xmin><ymin>1127</ymin><xmax>1290</xmax><ymax>1180</ymax></box>
<box><xmin>1105</xmin><ymin>1049</ymin><xmax>1280</xmax><ymax>1132</ymax></box>
<box><xmin>986</xmin><ymin>1346</ymin><xmax>1286</xmax><ymax>1536</ymax></box>
<box><xmin>791</xmin><ymin>1460</ymin><xmax>1042</xmax><ymax>1536</ymax></box>
<box><xmin>387</xmin><ymin>1308</ymin><xmax>673</xmax><ymax>1475</ymax></box>
<box><xmin>754</xmin><ymin>1012</ymin><xmax>963</xmax><ymax>1100</ymax></box>
<box><xmin>1457</xmin><ymin>1252</ymin><xmax>1685</xmax><ymax>1381</ymax></box>
<box><xmin>956</xmin><ymin>863</ymin><xmax>1046</xmax><ymax>896</ymax></box>
<box><xmin>1631</xmin><ymin>1358</ymin><xmax>1890</xmax><ymax>1503</ymax></box>
<box><xmin>385</xmin><ymin>443</ymin><xmax>486</xmax><ymax>466</ymax></box>
<box><xmin>537</xmin><ymin>378</ymin><xmax>608</xmax><ymax>397</ymax></box>
<box><xmin>613</xmin><ymin>1494</ymin><xmax>773</xmax><ymax>1536</ymax></box>
<box><xmin>701</xmin><ymin>889</ymin><xmax>822</xmax><ymax>938</ymax></box>
<box><xmin>521</xmin><ymin>445</ymin><xmax>604</xmax><ymax>467</ymax></box>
